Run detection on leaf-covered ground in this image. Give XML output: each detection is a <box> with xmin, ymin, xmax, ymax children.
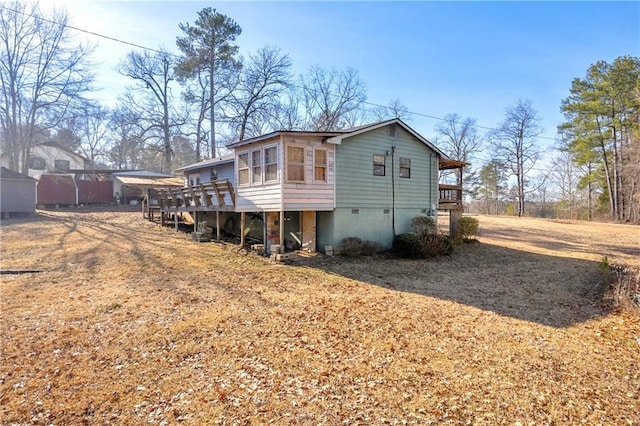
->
<box><xmin>1</xmin><ymin>208</ymin><xmax>639</xmax><ymax>424</ymax></box>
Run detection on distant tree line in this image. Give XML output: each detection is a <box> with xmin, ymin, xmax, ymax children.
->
<box><xmin>1</xmin><ymin>2</ymin><xmax>638</xmax><ymax>222</ymax></box>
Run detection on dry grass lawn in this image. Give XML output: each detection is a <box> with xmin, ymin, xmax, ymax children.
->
<box><xmin>1</xmin><ymin>208</ymin><xmax>639</xmax><ymax>424</ymax></box>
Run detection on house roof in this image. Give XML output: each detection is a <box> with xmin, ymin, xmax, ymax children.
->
<box><xmin>326</xmin><ymin>118</ymin><xmax>448</xmax><ymax>158</ymax></box>
<box><xmin>0</xmin><ymin>166</ymin><xmax>36</xmax><ymax>181</ymax></box>
<box><xmin>224</xmin><ymin>119</ymin><xmax>448</xmax><ymax>158</ymax></box>
<box><xmin>439</xmin><ymin>159</ymin><xmax>470</xmax><ymax>170</ymax></box>
<box><xmin>112</xmin><ymin>170</ymin><xmax>175</xmax><ymax>178</ymax></box>
<box><xmin>174</xmin><ymin>154</ymin><xmax>234</xmax><ymax>173</ymax></box>
<box><xmin>0</xmin><ymin>142</ymin><xmax>88</xmax><ymax>162</ymax></box>
<box><xmin>226</xmin><ymin>130</ymin><xmax>343</xmax><ymax>149</ymax></box>
<box><xmin>37</xmin><ymin>142</ymin><xmax>88</xmax><ymax>161</ymax></box>
<box><xmin>113</xmin><ymin>175</ymin><xmax>184</xmax><ymax>188</ymax></box>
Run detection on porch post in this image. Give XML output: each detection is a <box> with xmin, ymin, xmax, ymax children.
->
<box><xmin>263</xmin><ymin>211</ymin><xmax>267</xmax><ymax>249</ymax></box>
<box><xmin>216</xmin><ymin>210</ymin><xmax>221</xmax><ymax>241</ymax></box>
<box><xmin>279</xmin><ymin>211</ymin><xmax>285</xmax><ymax>251</ymax></box>
<box><xmin>240</xmin><ymin>211</ymin><xmax>246</xmax><ymax>247</ymax></box>
<box><xmin>450</xmin><ymin>209</ymin><xmax>462</xmax><ymax>244</ymax></box>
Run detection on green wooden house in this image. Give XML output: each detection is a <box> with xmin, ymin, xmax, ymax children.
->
<box><xmin>163</xmin><ymin>118</ymin><xmax>465</xmax><ymax>254</ymax></box>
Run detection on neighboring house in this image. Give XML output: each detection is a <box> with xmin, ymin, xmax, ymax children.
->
<box><xmin>0</xmin><ymin>167</ymin><xmax>36</xmax><ymax>218</ymax></box>
<box><xmin>0</xmin><ymin>142</ymin><xmax>87</xmax><ymax>178</ymax></box>
<box><xmin>170</xmin><ymin>118</ymin><xmax>463</xmax><ymax>254</ymax></box>
<box><xmin>174</xmin><ymin>155</ymin><xmax>235</xmax><ymax>187</ymax></box>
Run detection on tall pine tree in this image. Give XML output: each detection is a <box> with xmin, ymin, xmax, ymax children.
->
<box><xmin>560</xmin><ymin>56</ymin><xmax>640</xmax><ymax>222</ymax></box>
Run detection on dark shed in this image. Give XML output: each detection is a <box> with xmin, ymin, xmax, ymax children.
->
<box><xmin>0</xmin><ymin>167</ymin><xmax>37</xmax><ymax>218</ymax></box>
<box><xmin>36</xmin><ymin>174</ymin><xmax>77</xmax><ymax>206</ymax></box>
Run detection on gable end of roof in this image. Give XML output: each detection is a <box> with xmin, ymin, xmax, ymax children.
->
<box><xmin>326</xmin><ymin>118</ymin><xmax>448</xmax><ymax>158</ymax></box>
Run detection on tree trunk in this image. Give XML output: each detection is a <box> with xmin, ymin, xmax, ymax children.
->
<box><xmin>209</xmin><ymin>50</ymin><xmax>216</xmax><ymax>158</ymax></box>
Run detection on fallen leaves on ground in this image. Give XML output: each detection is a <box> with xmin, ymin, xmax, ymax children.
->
<box><xmin>1</xmin><ymin>208</ymin><xmax>639</xmax><ymax>424</ymax></box>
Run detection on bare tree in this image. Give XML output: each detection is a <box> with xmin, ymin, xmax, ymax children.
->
<box><xmin>118</xmin><ymin>49</ymin><xmax>182</xmax><ymax>173</ymax></box>
<box><xmin>77</xmin><ymin>103</ymin><xmax>109</xmax><ymax>167</ymax></box>
<box><xmin>107</xmin><ymin>106</ymin><xmax>144</xmax><ymax>170</ymax></box>
<box><xmin>490</xmin><ymin>99</ymin><xmax>543</xmax><ymax>217</ymax></box>
<box><xmin>550</xmin><ymin>148</ymin><xmax>582</xmax><ymax>220</ymax></box>
<box><xmin>368</xmin><ymin>99</ymin><xmax>411</xmax><ymax>122</ymax></box>
<box><xmin>0</xmin><ymin>1</ymin><xmax>94</xmax><ymax>173</ymax></box>
<box><xmin>225</xmin><ymin>46</ymin><xmax>292</xmax><ymax>141</ymax></box>
<box><xmin>301</xmin><ymin>65</ymin><xmax>367</xmax><ymax>131</ymax></box>
<box><xmin>436</xmin><ymin>114</ymin><xmax>482</xmax><ymax>162</ymax></box>
<box><xmin>436</xmin><ymin>113</ymin><xmax>483</xmax><ymax>198</ymax></box>
<box><xmin>267</xmin><ymin>88</ymin><xmax>304</xmax><ymax>131</ymax></box>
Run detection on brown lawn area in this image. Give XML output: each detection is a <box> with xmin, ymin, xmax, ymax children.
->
<box><xmin>1</xmin><ymin>207</ymin><xmax>639</xmax><ymax>424</ymax></box>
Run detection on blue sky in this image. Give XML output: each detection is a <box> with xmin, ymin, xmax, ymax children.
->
<box><xmin>50</xmin><ymin>1</ymin><xmax>639</xmax><ymax>160</ymax></box>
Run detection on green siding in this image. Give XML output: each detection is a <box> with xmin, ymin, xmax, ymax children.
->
<box><xmin>333</xmin><ymin>207</ymin><xmax>394</xmax><ymax>249</ymax></box>
<box><xmin>325</xmin><ymin>124</ymin><xmax>439</xmax><ymax>251</ymax></box>
<box><xmin>319</xmin><ymin>206</ymin><xmax>431</xmax><ymax>253</ymax></box>
<box><xmin>335</xmin><ymin>125</ymin><xmax>437</xmax><ymax>211</ymax></box>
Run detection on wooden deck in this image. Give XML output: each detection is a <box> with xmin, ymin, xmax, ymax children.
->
<box><xmin>148</xmin><ymin>180</ymin><xmax>236</xmax><ymax>213</ymax></box>
<box><xmin>141</xmin><ymin>179</ymin><xmax>237</xmax><ymax>236</ymax></box>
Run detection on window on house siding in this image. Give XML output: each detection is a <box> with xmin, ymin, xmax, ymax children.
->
<box><xmin>238</xmin><ymin>153</ymin><xmax>249</xmax><ymax>185</ymax></box>
<box><xmin>252</xmin><ymin>150</ymin><xmax>262</xmax><ymax>185</ymax></box>
<box><xmin>29</xmin><ymin>157</ymin><xmax>45</xmax><ymax>170</ymax></box>
<box><xmin>314</xmin><ymin>149</ymin><xmax>327</xmax><ymax>182</ymax></box>
<box><xmin>210</xmin><ymin>168</ymin><xmax>218</xmax><ymax>182</ymax></box>
<box><xmin>373</xmin><ymin>155</ymin><xmax>385</xmax><ymax>176</ymax></box>
<box><xmin>287</xmin><ymin>145</ymin><xmax>305</xmax><ymax>182</ymax></box>
<box><xmin>399</xmin><ymin>158</ymin><xmax>411</xmax><ymax>178</ymax></box>
<box><xmin>264</xmin><ymin>146</ymin><xmax>278</xmax><ymax>182</ymax></box>
<box><xmin>55</xmin><ymin>159</ymin><xmax>70</xmax><ymax>171</ymax></box>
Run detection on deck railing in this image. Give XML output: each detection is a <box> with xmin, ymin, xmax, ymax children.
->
<box><xmin>153</xmin><ymin>180</ymin><xmax>236</xmax><ymax>212</ymax></box>
<box><xmin>439</xmin><ymin>184</ymin><xmax>463</xmax><ymax>210</ymax></box>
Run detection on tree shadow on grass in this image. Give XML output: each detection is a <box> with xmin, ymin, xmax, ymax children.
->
<box><xmin>298</xmin><ymin>243</ymin><xmax>605</xmax><ymax>328</ymax></box>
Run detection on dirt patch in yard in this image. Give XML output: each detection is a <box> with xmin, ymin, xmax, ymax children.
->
<box><xmin>1</xmin><ymin>209</ymin><xmax>639</xmax><ymax>424</ymax></box>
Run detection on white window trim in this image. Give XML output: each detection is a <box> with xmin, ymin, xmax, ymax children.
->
<box><xmin>251</xmin><ymin>149</ymin><xmax>262</xmax><ymax>186</ymax></box>
<box><xmin>237</xmin><ymin>151</ymin><xmax>250</xmax><ymax>186</ymax></box>
<box><xmin>263</xmin><ymin>144</ymin><xmax>279</xmax><ymax>183</ymax></box>
<box><xmin>313</xmin><ymin>148</ymin><xmax>328</xmax><ymax>183</ymax></box>
<box><xmin>286</xmin><ymin>143</ymin><xmax>306</xmax><ymax>183</ymax></box>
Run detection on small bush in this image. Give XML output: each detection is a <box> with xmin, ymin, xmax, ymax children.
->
<box><xmin>412</xmin><ymin>216</ymin><xmax>437</xmax><ymax>235</ymax></box>
<box><xmin>419</xmin><ymin>233</ymin><xmax>454</xmax><ymax>257</ymax></box>
<box><xmin>340</xmin><ymin>237</ymin><xmax>382</xmax><ymax>257</ymax></box>
<box><xmin>361</xmin><ymin>240</ymin><xmax>382</xmax><ymax>256</ymax></box>
<box><xmin>340</xmin><ymin>237</ymin><xmax>363</xmax><ymax>257</ymax></box>
<box><xmin>458</xmin><ymin>217</ymin><xmax>479</xmax><ymax>240</ymax></box>
<box><xmin>393</xmin><ymin>233</ymin><xmax>424</xmax><ymax>259</ymax></box>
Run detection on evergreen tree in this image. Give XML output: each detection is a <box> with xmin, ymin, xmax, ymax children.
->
<box><xmin>176</xmin><ymin>8</ymin><xmax>241</xmax><ymax>158</ymax></box>
<box><xmin>560</xmin><ymin>56</ymin><xmax>640</xmax><ymax>222</ymax></box>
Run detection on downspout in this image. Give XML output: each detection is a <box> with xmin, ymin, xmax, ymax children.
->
<box><xmin>429</xmin><ymin>152</ymin><xmax>440</xmax><ymax>216</ymax></box>
<box><xmin>391</xmin><ymin>146</ymin><xmax>396</xmax><ymax>236</ymax></box>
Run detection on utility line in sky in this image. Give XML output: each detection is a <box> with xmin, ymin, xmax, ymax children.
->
<box><xmin>1</xmin><ymin>3</ymin><xmax>560</xmax><ymax>143</ymax></box>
